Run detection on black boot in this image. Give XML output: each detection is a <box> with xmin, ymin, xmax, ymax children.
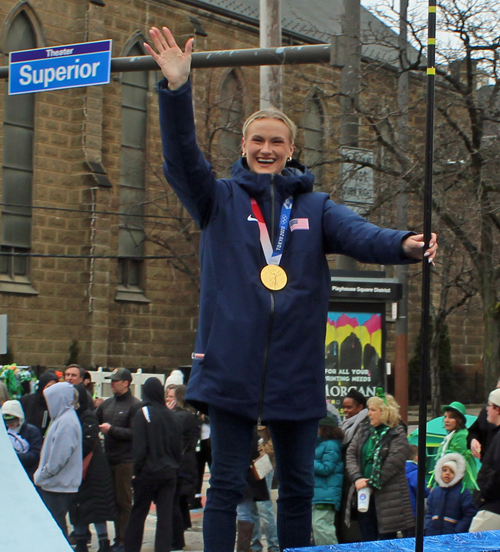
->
<box><xmin>74</xmin><ymin>539</ymin><xmax>89</xmax><ymax>552</ymax></box>
<box><xmin>236</xmin><ymin>520</ymin><xmax>254</xmax><ymax>552</ymax></box>
<box><xmin>98</xmin><ymin>539</ymin><xmax>111</xmax><ymax>552</ymax></box>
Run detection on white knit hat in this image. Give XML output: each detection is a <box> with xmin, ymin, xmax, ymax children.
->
<box><xmin>165</xmin><ymin>369</ymin><xmax>184</xmax><ymax>388</ymax></box>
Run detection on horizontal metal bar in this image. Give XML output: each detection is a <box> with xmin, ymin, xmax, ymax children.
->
<box><xmin>0</xmin><ymin>44</ymin><xmax>334</xmax><ymax>79</ymax></box>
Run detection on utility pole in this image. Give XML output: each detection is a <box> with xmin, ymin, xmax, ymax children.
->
<box><xmin>260</xmin><ymin>0</ymin><xmax>282</xmax><ymax>109</ymax></box>
<box><xmin>395</xmin><ymin>0</ymin><xmax>410</xmax><ymax>422</ymax></box>
<box><xmin>337</xmin><ymin>0</ymin><xmax>361</xmax><ymax>270</ymax></box>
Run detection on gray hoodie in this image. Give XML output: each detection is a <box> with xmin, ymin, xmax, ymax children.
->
<box><xmin>34</xmin><ymin>382</ymin><xmax>82</xmax><ymax>492</ymax></box>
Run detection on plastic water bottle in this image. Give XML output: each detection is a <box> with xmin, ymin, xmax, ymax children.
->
<box><xmin>357</xmin><ymin>488</ymin><xmax>371</xmax><ymax>512</ymax></box>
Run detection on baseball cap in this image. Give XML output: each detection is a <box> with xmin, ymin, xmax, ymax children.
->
<box><xmin>105</xmin><ymin>368</ymin><xmax>132</xmax><ymax>382</ymax></box>
<box><xmin>3</xmin><ymin>414</ymin><xmax>18</xmax><ymax>423</ymax></box>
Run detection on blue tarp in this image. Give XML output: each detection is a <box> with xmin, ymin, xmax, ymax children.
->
<box><xmin>286</xmin><ymin>530</ymin><xmax>500</xmax><ymax>552</ymax></box>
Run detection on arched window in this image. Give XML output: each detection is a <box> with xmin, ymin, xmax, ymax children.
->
<box><xmin>302</xmin><ymin>95</ymin><xmax>324</xmax><ymax>190</ymax></box>
<box><xmin>217</xmin><ymin>70</ymin><xmax>244</xmax><ymax>177</ymax></box>
<box><xmin>1</xmin><ymin>12</ymin><xmax>36</xmax><ymax>282</ymax></box>
<box><xmin>118</xmin><ymin>42</ymin><xmax>148</xmax><ymax>294</ymax></box>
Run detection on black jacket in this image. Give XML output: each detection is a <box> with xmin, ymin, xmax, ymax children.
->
<box><xmin>96</xmin><ymin>389</ymin><xmax>141</xmax><ymax>465</ymax></box>
<box><xmin>17</xmin><ymin>422</ymin><xmax>43</xmax><ymax>480</ymax></box>
<box><xmin>475</xmin><ymin>425</ymin><xmax>500</xmax><ymax>515</ymax></box>
<box><xmin>133</xmin><ymin>378</ymin><xmax>182</xmax><ymax>479</ymax></box>
<box><xmin>19</xmin><ymin>371</ymin><xmax>59</xmax><ymax>437</ymax></box>
<box><xmin>467</xmin><ymin>405</ymin><xmax>496</xmax><ymax>460</ymax></box>
<box><xmin>242</xmin><ymin>427</ymin><xmax>269</xmax><ymax>503</ymax></box>
<box><xmin>70</xmin><ymin>385</ymin><xmax>116</xmax><ymax>525</ymax></box>
<box><xmin>175</xmin><ymin>408</ymin><xmax>201</xmax><ymax>498</ymax></box>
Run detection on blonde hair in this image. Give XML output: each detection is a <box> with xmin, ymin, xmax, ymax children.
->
<box><xmin>242</xmin><ymin>108</ymin><xmax>297</xmax><ymax>142</ymax></box>
<box><xmin>367</xmin><ymin>393</ymin><xmax>401</xmax><ymax>428</ymax></box>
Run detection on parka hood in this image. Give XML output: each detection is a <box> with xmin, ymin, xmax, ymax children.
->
<box><xmin>43</xmin><ymin>382</ymin><xmax>76</xmax><ymax>420</ymax></box>
<box><xmin>434</xmin><ymin>452</ymin><xmax>466</xmax><ymax>488</ymax></box>
<box><xmin>1</xmin><ymin>399</ymin><xmax>25</xmax><ymax>425</ymax></box>
<box><xmin>142</xmin><ymin>377</ymin><xmax>166</xmax><ymax>406</ymax></box>
<box><xmin>231</xmin><ymin>157</ymin><xmax>314</xmax><ymax>199</ymax></box>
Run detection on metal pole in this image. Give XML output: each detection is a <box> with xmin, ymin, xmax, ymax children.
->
<box><xmin>260</xmin><ymin>0</ymin><xmax>283</xmax><ymax>109</ymax></box>
<box><xmin>395</xmin><ymin>0</ymin><xmax>409</xmax><ymax>423</ymax></box>
<box><xmin>339</xmin><ymin>0</ymin><xmax>361</xmax><ymax>149</ymax></box>
<box><xmin>337</xmin><ymin>0</ymin><xmax>361</xmax><ymax>271</ymax></box>
<box><xmin>0</xmin><ymin>44</ymin><xmax>334</xmax><ymax>80</ymax></box>
<box><xmin>416</xmin><ymin>2</ymin><xmax>437</xmax><ymax>551</ymax></box>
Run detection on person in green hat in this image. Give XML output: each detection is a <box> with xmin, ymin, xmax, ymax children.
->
<box><xmin>432</xmin><ymin>401</ymin><xmax>477</xmax><ymax>491</ymax></box>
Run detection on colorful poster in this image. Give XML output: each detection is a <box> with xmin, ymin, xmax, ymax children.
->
<box><xmin>325</xmin><ymin>311</ymin><xmax>384</xmax><ymax>411</ymax></box>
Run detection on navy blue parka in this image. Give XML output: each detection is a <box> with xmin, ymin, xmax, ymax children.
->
<box><xmin>159</xmin><ymin>79</ymin><xmax>415</xmax><ymax>423</ymax></box>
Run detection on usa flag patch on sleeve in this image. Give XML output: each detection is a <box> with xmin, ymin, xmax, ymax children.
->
<box><xmin>289</xmin><ymin>218</ymin><xmax>309</xmax><ymax>231</ymax></box>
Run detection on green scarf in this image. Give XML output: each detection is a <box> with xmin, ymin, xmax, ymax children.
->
<box><xmin>364</xmin><ymin>425</ymin><xmax>389</xmax><ymax>490</ymax></box>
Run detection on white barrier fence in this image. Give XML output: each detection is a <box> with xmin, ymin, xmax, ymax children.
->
<box><xmin>88</xmin><ymin>367</ymin><xmax>165</xmax><ymax>400</ymax></box>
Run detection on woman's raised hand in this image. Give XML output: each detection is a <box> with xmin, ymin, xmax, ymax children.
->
<box><xmin>144</xmin><ymin>26</ymin><xmax>193</xmax><ymax>90</ymax></box>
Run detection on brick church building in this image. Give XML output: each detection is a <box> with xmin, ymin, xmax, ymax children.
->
<box><xmin>0</xmin><ymin>0</ymin><xmax>485</xmax><ymax>395</ymax></box>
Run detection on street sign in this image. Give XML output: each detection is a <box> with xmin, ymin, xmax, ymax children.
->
<box><xmin>9</xmin><ymin>40</ymin><xmax>112</xmax><ymax>95</ymax></box>
<box><xmin>340</xmin><ymin>146</ymin><xmax>375</xmax><ymax>205</ymax></box>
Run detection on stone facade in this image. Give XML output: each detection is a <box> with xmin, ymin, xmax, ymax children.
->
<box><xmin>0</xmin><ymin>0</ymin><xmax>485</xmax><ymax>380</ymax></box>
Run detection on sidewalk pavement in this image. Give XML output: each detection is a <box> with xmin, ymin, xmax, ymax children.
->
<box><xmin>85</xmin><ymin>502</ymin><xmax>204</xmax><ymax>552</ymax></box>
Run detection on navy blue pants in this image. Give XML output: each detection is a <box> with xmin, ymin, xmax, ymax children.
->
<box><xmin>203</xmin><ymin>406</ymin><xmax>319</xmax><ymax>552</ymax></box>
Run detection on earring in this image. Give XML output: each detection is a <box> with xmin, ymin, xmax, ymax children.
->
<box><xmin>242</xmin><ymin>152</ymin><xmax>247</xmax><ymax>158</ymax></box>
<box><xmin>287</xmin><ymin>156</ymin><xmax>292</xmax><ymax>162</ymax></box>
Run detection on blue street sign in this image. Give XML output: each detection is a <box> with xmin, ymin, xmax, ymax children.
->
<box><xmin>9</xmin><ymin>39</ymin><xmax>112</xmax><ymax>95</ymax></box>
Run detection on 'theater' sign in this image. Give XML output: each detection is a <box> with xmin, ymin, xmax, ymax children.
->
<box><xmin>9</xmin><ymin>40</ymin><xmax>112</xmax><ymax>95</ymax></box>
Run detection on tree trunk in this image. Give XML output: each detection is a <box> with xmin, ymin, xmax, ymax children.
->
<box><xmin>482</xmin><ymin>295</ymin><xmax>500</xmax><ymax>395</ymax></box>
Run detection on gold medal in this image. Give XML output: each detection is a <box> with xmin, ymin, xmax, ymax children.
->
<box><xmin>260</xmin><ymin>265</ymin><xmax>287</xmax><ymax>291</ymax></box>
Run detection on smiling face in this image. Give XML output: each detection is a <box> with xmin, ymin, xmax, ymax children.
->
<box><xmin>241</xmin><ymin>118</ymin><xmax>294</xmax><ymax>175</ymax></box>
<box><xmin>343</xmin><ymin>397</ymin><xmax>364</xmax><ymax>419</ymax></box>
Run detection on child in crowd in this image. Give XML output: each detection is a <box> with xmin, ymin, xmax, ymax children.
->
<box><xmin>312</xmin><ymin>414</ymin><xmax>344</xmax><ymax>546</ymax></box>
<box><xmin>2</xmin><ymin>399</ymin><xmax>42</xmax><ymax>480</ymax></box>
<box><xmin>406</xmin><ymin>444</ymin><xmax>429</xmax><ymax>517</ymax></box>
<box><xmin>425</xmin><ymin>453</ymin><xmax>477</xmax><ymax>535</ymax></box>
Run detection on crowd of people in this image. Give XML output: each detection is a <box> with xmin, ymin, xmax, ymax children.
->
<box><xmin>0</xmin><ymin>366</ymin><xmax>207</xmax><ymax>552</ymax></box>
<box><xmin>4</xmin><ymin>21</ymin><xmax>500</xmax><ymax>552</ymax></box>
<box><xmin>3</xmin><ymin>368</ymin><xmax>500</xmax><ymax>551</ymax></box>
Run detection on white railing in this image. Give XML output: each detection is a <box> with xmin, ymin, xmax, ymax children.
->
<box><xmin>88</xmin><ymin>367</ymin><xmax>165</xmax><ymax>400</ymax></box>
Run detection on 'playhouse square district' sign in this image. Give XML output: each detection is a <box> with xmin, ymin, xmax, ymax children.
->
<box><xmin>9</xmin><ymin>40</ymin><xmax>112</xmax><ymax>95</ymax></box>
